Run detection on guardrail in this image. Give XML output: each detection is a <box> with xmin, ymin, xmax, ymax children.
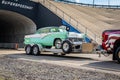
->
<box><xmin>56</xmin><ymin>0</ymin><xmax>120</xmax><ymax>9</ymax></box>
<box><xmin>33</xmin><ymin>0</ymin><xmax>102</xmax><ymax>44</ymax></box>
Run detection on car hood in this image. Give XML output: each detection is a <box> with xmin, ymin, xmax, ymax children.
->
<box><xmin>68</xmin><ymin>32</ymin><xmax>85</xmax><ymax>38</ymax></box>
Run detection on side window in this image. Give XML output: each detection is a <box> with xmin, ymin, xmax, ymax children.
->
<box><xmin>37</xmin><ymin>28</ymin><xmax>50</xmax><ymax>33</ymax></box>
<box><xmin>50</xmin><ymin>28</ymin><xmax>59</xmax><ymax>32</ymax></box>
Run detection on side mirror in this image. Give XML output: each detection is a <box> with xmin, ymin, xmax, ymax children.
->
<box><xmin>66</xmin><ymin>27</ymin><xmax>70</xmax><ymax>31</ymax></box>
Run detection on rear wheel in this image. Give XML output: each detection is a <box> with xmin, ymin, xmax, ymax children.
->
<box><xmin>54</xmin><ymin>39</ymin><xmax>62</xmax><ymax>49</ymax></box>
<box><xmin>25</xmin><ymin>45</ymin><xmax>32</xmax><ymax>55</ymax></box>
<box><xmin>32</xmin><ymin>45</ymin><xmax>40</xmax><ymax>56</ymax></box>
<box><xmin>115</xmin><ymin>46</ymin><xmax>120</xmax><ymax>63</ymax></box>
<box><xmin>62</xmin><ymin>40</ymin><xmax>72</xmax><ymax>53</ymax></box>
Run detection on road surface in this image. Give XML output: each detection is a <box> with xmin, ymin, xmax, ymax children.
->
<box><xmin>0</xmin><ymin>49</ymin><xmax>120</xmax><ymax>74</ymax></box>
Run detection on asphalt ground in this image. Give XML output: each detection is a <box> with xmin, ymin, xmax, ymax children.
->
<box><xmin>0</xmin><ymin>49</ymin><xmax>120</xmax><ymax>75</ymax></box>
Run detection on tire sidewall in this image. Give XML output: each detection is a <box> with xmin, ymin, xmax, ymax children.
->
<box><xmin>115</xmin><ymin>47</ymin><xmax>120</xmax><ymax>63</ymax></box>
<box><xmin>25</xmin><ymin>45</ymin><xmax>32</xmax><ymax>55</ymax></box>
<box><xmin>33</xmin><ymin>45</ymin><xmax>40</xmax><ymax>56</ymax></box>
<box><xmin>62</xmin><ymin>40</ymin><xmax>72</xmax><ymax>53</ymax></box>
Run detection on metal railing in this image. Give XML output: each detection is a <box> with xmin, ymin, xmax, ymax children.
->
<box><xmin>34</xmin><ymin>0</ymin><xmax>102</xmax><ymax>44</ymax></box>
<box><xmin>56</xmin><ymin>0</ymin><xmax>120</xmax><ymax>9</ymax></box>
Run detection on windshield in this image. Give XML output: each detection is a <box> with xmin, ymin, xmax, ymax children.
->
<box><xmin>59</xmin><ymin>29</ymin><xmax>67</xmax><ymax>32</ymax></box>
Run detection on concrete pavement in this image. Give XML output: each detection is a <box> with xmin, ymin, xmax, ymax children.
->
<box><xmin>0</xmin><ymin>49</ymin><xmax>120</xmax><ymax>75</ymax></box>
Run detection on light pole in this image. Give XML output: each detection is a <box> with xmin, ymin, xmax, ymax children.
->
<box><xmin>108</xmin><ymin>0</ymin><xmax>110</xmax><ymax>7</ymax></box>
<box><xmin>93</xmin><ymin>0</ymin><xmax>95</xmax><ymax>7</ymax></box>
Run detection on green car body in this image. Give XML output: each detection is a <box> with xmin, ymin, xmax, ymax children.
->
<box><xmin>24</xmin><ymin>27</ymin><xmax>68</xmax><ymax>47</ymax></box>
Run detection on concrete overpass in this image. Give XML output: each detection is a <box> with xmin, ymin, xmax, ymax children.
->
<box><xmin>0</xmin><ymin>0</ymin><xmax>62</xmax><ymax>48</ymax></box>
<box><xmin>0</xmin><ymin>0</ymin><xmax>120</xmax><ymax>48</ymax></box>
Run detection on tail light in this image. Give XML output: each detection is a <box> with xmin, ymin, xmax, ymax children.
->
<box><xmin>102</xmin><ymin>32</ymin><xmax>108</xmax><ymax>42</ymax></box>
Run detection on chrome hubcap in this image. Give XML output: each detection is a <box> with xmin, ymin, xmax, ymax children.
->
<box><xmin>55</xmin><ymin>40</ymin><xmax>61</xmax><ymax>48</ymax></box>
<box><xmin>33</xmin><ymin>47</ymin><xmax>38</xmax><ymax>54</ymax></box>
<box><xmin>26</xmin><ymin>47</ymin><xmax>31</xmax><ymax>53</ymax></box>
<box><xmin>63</xmin><ymin>43</ymin><xmax>69</xmax><ymax>51</ymax></box>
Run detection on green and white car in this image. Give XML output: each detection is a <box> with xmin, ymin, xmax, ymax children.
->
<box><xmin>24</xmin><ymin>26</ymin><xmax>86</xmax><ymax>55</ymax></box>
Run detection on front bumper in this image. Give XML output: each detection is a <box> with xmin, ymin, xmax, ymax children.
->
<box><xmin>71</xmin><ymin>42</ymin><xmax>83</xmax><ymax>52</ymax></box>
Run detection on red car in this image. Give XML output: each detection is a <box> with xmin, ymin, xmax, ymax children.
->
<box><xmin>102</xmin><ymin>30</ymin><xmax>120</xmax><ymax>51</ymax></box>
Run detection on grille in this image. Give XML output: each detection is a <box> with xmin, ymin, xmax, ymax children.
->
<box><xmin>69</xmin><ymin>38</ymin><xmax>83</xmax><ymax>42</ymax></box>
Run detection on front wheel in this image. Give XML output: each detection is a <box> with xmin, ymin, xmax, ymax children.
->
<box><xmin>32</xmin><ymin>45</ymin><xmax>40</xmax><ymax>56</ymax></box>
<box><xmin>62</xmin><ymin>40</ymin><xmax>72</xmax><ymax>53</ymax></box>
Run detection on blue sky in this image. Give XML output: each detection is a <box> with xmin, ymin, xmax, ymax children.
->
<box><xmin>61</xmin><ymin>0</ymin><xmax>120</xmax><ymax>5</ymax></box>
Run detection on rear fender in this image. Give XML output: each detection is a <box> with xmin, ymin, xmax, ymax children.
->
<box><xmin>36</xmin><ymin>44</ymin><xmax>43</xmax><ymax>51</ymax></box>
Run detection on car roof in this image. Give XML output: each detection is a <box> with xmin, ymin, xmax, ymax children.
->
<box><xmin>38</xmin><ymin>26</ymin><xmax>59</xmax><ymax>30</ymax></box>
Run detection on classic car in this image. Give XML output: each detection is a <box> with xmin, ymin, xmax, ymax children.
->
<box><xmin>24</xmin><ymin>26</ymin><xmax>86</xmax><ymax>55</ymax></box>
